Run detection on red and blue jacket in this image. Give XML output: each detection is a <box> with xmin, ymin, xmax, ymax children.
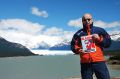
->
<box><xmin>71</xmin><ymin>25</ymin><xmax>111</xmax><ymax>63</ymax></box>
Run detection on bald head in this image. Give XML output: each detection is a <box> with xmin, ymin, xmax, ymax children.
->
<box><xmin>82</xmin><ymin>13</ymin><xmax>92</xmax><ymax>20</ymax></box>
<box><xmin>82</xmin><ymin>13</ymin><xmax>93</xmax><ymax>26</ymax></box>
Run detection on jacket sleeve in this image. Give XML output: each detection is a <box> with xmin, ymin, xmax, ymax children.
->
<box><xmin>71</xmin><ymin>33</ymin><xmax>82</xmax><ymax>54</ymax></box>
<box><xmin>99</xmin><ymin>28</ymin><xmax>111</xmax><ymax>48</ymax></box>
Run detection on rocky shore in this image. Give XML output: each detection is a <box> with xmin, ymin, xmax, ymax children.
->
<box><xmin>107</xmin><ymin>60</ymin><xmax>120</xmax><ymax>65</ymax></box>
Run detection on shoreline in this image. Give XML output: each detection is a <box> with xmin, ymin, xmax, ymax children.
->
<box><xmin>64</xmin><ymin>76</ymin><xmax>120</xmax><ymax>79</ymax></box>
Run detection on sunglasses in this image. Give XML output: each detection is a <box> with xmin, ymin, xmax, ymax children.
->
<box><xmin>83</xmin><ymin>18</ymin><xmax>92</xmax><ymax>21</ymax></box>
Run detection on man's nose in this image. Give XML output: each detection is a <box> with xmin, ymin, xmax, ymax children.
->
<box><xmin>86</xmin><ymin>20</ymin><xmax>90</xmax><ymax>23</ymax></box>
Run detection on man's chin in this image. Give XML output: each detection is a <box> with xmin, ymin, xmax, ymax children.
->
<box><xmin>86</xmin><ymin>24</ymin><xmax>91</xmax><ymax>26</ymax></box>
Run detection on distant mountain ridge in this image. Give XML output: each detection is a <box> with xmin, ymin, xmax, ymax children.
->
<box><xmin>0</xmin><ymin>36</ymin><xmax>35</xmax><ymax>57</ymax></box>
<box><xmin>49</xmin><ymin>41</ymin><xmax>71</xmax><ymax>50</ymax></box>
<box><xmin>49</xmin><ymin>33</ymin><xmax>120</xmax><ymax>51</ymax></box>
<box><xmin>31</xmin><ymin>33</ymin><xmax>120</xmax><ymax>51</ymax></box>
<box><xmin>105</xmin><ymin>40</ymin><xmax>120</xmax><ymax>51</ymax></box>
<box><xmin>48</xmin><ymin>40</ymin><xmax>120</xmax><ymax>51</ymax></box>
<box><xmin>110</xmin><ymin>33</ymin><xmax>120</xmax><ymax>41</ymax></box>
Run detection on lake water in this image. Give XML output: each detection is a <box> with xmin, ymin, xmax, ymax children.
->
<box><xmin>0</xmin><ymin>50</ymin><xmax>120</xmax><ymax>79</ymax></box>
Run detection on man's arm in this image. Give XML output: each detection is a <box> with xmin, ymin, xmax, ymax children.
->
<box><xmin>98</xmin><ymin>28</ymin><xmax>111</xmax><ymax>48</ymax></box>
<box><xmin>71</xmin><ymin>34</ymin><xmax>82</xmax><ymax>54</ymax></box>
<box><xmin>71</xmin><ymin>34</ymin><xmax>79</xmax><ymax>54</ymax></box>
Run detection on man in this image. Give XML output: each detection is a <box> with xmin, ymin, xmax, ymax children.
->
<box><xmin>71</xmin><ymin>13</ymin><xmax>111</xmax><ymax>79</ymax></box>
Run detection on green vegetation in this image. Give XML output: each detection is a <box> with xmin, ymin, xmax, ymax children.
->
<box><xmin>104</xmin><ymin>50</ymin><xmax>120</xmax><ymax>64</ymax></box>
<box><xmin>104</xmin><ymin>50</ymin><xmax>120</xmax><ymax>59</ymax></box>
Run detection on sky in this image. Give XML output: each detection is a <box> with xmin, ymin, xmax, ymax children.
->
<box><xmin>0</xmin><ymin>0</ymin><xmax>120</xmax><ymax>49</ymax></box>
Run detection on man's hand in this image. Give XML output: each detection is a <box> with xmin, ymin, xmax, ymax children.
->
<box><xmin>92</xmin><ymin>34</ymin><xmax>101</xmax><ymax>43</ymax></box>
<box><xmin>78</xmin><ymin>49</ymin><xmax>87</xmax><ymax>55</ymax></box>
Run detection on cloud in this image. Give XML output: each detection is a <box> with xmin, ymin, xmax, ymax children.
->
<box><xmin>108</xmin><ymin>30</ymin><xmax>120</xmax><ymax>35</ymax></box>
<box><xmin>0</xmin><ymin>19</ymin><xmax>45</xmax><ymax>34</ymax></box>
<box><xmin>62</xmin><ymin>30</ymin><xmax>74</xmax><ymax>41</ymax></box>
<box><xmin>31</xmin><ymin>7</ymin><xmax>48</xmax><ymax>18</ymax></box>
<box><xmin>0</xmin><ymin>19</ymin><xmax>45</xmax><ymax>48</ymax></box>
<box><xmin>93</xmin><ymin>20</ymin><xmax>120</xmax><ymax>36</ymax></box>
<box><xmin>0</xmin><ymin>30</ymin><xmax>34</xmax><ymax>46</ymax></box>
<box><xmin>0</xmin><ymin>19</ymin><xmax>74</xmax><ymax>49</ymax></box>
<box><xmin>32</xmin><ymin>35</ymin><xmax>63</xmax><ymax>47</ymax></box>
<box><xmin>68</xmin><ymin>18</ymin><xmax>82</xmax><ymax>28</ymax></box>
<box><xmin>94</xmin><ymin>20</ymin><xmax>120</xmax><ymax>28</ymax></box>
<box><xmin>43</xmin><ymin>26</ymin><xmax>74</xmax><ymax>41</ymax></box>
<box><xmin>43</xmin><ymin>27</ymin><xmax>63</xmax><ymax>36</ymax></box>
<box><xmin>68</xmin><ymin>18</ymin><xmax>120</xmax><ymax>29</ymax></box>
<box><xmin>67</xmin><ymin>18</ymin><xmax>120</xmax><ymax>39</ymax></box>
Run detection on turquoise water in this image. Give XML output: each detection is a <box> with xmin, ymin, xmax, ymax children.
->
<box><xmin>0</xmin><ymin>55</ymin><xmax>119</xmax><ymax>79</ymax></box>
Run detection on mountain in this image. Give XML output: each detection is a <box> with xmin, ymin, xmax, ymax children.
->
<box><xmin>105</xmin><ymin>33</ymin><xmax>120</xmax><ymax>51</ymax></box>
<box><xmin>117</xmin><ymin>37</ymin><xmax>120</xmax><ymax>41</ymax></box>
<box><xmin>30</xmin><ymin>33</ymin><xmax>120</xmax><ymax>51</ymax></box>
<box><xmin>49</xmin><ymin>40</ymin><xmax>120</xmax><ymax>51</ymax></box>
<box><xmin>49</xmin><ymin>33</ymin><xmax>120</xmax><ymax>51</ymax></box>
<box><xmin>104</xmin><ymin>40</ymin><xmax>120</xmax><ymax>51</ymax></box>
<box><xmin>0</xmin><ymin>36</ymin><xmax>35</xmax><ymax>57</ymax></box>
<box><xmin>110</xmin><ymin>33</ymin><xmax>120</xmax><ymax>41</ymax></box>
<box><xmin>49</xmin><ymin>40</ymin><xmax>71</xmax><ymax>50</ymax></box>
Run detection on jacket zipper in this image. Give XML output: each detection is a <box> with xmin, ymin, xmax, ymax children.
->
<box><xmin>86</xmin><ymin>25</ymin><xmax>92</xmax><ymax>63</ymax></box>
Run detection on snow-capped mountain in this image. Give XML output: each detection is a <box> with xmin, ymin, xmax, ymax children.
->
<box><xmin>49</xmin><ymin>33</ymin><xmax>120</xmax><ymax>51</ymax></box>
<box><xmin>30</xmin><ymin>33</ymin><xmax>120</xmax><ymax>50</ymax></box>
<box><xmin>53</xmin><ymin>40</ymin><xmax>70</xmax><ymax>47</ymax></box>
<box><xmin>110</xmin><ymin>33</ymin><xmax>120</xmax><ymax>41</ymax></box>
<box><xmin>49</xmin><ymin>40</ymin><xmax>71</xmax><ymax>50</ymax></box>
<box><xmin>117</xmin><ymin>37</ymin><xmax>120</xmax><ymax>41</ymax></box>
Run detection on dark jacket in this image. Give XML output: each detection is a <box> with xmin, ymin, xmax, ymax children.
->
<box><xmin>71</xmin><ymin>26</ymin><xmax>111</xmax><ymax>63</ymax></box>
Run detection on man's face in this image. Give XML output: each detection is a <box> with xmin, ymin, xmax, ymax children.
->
<box><xmin>82</xmin><ymin>14</ymin><xmax>93</xmax><ymax>26</ymax></box>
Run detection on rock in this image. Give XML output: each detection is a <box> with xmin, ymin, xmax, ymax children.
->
<box><xmin>108</xmin><ymin>60</ymin><xmax>120</xmax><ymax>65</ymax></box>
